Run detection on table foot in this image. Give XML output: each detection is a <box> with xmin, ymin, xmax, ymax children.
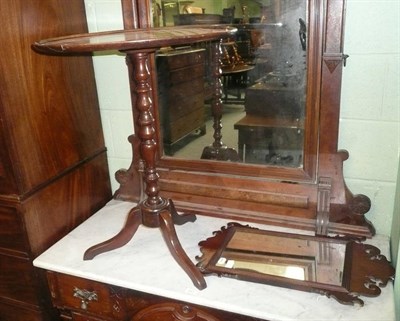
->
<box><xmin>83</xmin><ymin>207</ymin><xmax>142</xmax><ymax>260</ymax></box>
<box><xmin>168</xmin><ymin>199</ymin><xmax>196</xmax><ymax>225</ymax></box>
<box><xmin>159</xmin><ymin>210</ymin><xmax>207</xmax><ymax>290</ymax></box>
<box><xmin>201</xmin><ymin>145</ymin><xmax>239</xmax><ymax>161</ymax></box>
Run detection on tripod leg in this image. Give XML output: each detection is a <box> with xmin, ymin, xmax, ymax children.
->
<box><xmin>168</xmin><ymin>199</ymin><xmax>196</xmax><ymax>225</ymax></box>
<box><xmin>159</xmin><ymin>209</ymin><xmax>207</xmax><ymax>290</ymax></box>
<box><xmin>84</xmin><ymin>207</ymin><xmax>142</xmax><ymax>260</ymax></box>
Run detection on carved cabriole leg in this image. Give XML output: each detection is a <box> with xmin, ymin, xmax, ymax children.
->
<box><xmin>159</xmin><ymin>209</ymin><xmax>206</xmax><ymax>290</ymax></box>
<box><xmin>85</xmin><ymin>49</ymin><xmax>206</xmax><ymax>290</ymax></box>
<box><xmin>201</xmin><ymin>41</ymin><xmax>239</xmax><ymax>161</ymax></box>
<box><xmin>83</xmin><ymin>207</ymin><xmax>142</xmax><ymax>260</ymax></box>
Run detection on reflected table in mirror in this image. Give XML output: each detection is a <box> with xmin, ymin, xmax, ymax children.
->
<box><xmin>234</xmin><ymin>114</ymin><xmax>304</xmax><ymax>165</ymax></box>
<box><xmin>196</xmin><ymin>223</ymin><xmax>395</xmax><ymax>306</ymax></box>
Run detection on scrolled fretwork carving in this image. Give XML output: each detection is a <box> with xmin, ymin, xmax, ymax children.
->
<box><xmin>196</xmin><ymin>224</ymin><xmax>395</xmax><ymax>306</ymax></box>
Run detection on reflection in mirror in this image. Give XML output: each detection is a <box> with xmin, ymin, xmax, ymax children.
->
<box><xmin>217</xmin><ymin>230</ymin><xmax>346</xmax><ymax>285</ymax></box>
<box><xmin>154</xmin><ymin>0</ymin><xmax>307</xmax><ymax>168</ymax></box>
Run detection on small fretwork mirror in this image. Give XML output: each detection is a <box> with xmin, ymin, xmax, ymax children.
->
<box><xmin>196</xmin><ymin>223</ymin><xmax>395</xmax><ymax>305</ymax></box>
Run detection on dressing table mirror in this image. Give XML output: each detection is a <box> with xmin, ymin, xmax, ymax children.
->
<box><xmin>116</xmin><ymin>0</ymin><xmax>375</xmax><ymax>238</ymax></box>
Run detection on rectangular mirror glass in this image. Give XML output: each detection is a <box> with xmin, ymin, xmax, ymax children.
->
<box><xmin>216</xmin><ymin>229</ymin><xmax>346</xmax><ymax>285</ymax></box>
<box><xmin>154</xmin><ymin>0</ymin><xmax>309</xmax><ymax>169</ymax></box>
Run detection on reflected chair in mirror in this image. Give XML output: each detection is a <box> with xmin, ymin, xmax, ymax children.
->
<box><xmin>235</xmin><ymin>72</ymin><xmax>305</xmax><ymax>166</ymax></box>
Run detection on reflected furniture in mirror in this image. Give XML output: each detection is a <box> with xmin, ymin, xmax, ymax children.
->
<box><xmin>157</xmin><ymin>47</ymin><xmax>207</xmax><ymax>155</ymax></box>
<box><xmin>116</xmin><ymin>0</ymin><xmax>375</xmax><ymax>238</ymax></box>
<box><xmin>197</xmin><ymin>223</ymin><xmax>395</xmax><ymax>306</ymax></box>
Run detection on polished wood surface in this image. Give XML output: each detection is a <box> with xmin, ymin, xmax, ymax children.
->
<box><xmin>0</xmin><ymin>1</ymin><xmax>112</xmax><ymax>320</ymax></box>
<box><xmin>46</xmin><ymin>271</ymin><xmax>267</xmax><ymax>321</ymax></box>
<box><xmin>1</xmin><ymin>2</ymin><xmax>106</xmax><ymax>195</ymax></box>
<box><xmin>33</xmin><ymin>26</ymin><xmax>237</xmax><ymax>53</ymax></box>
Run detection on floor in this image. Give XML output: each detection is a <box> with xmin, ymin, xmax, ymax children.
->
<box><xmin>171</xmin><ymin>103</ymin><xmax>245</xmax><ymax>160</ymax></box>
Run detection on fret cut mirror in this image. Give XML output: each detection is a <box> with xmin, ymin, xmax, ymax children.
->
<box><xmin>116</xmin><ymin>0</ymin><xmax>376</xmax><ymax>237</ymax></box>
<box><xmin>196</xmin><ymin>223</ymin><xmax>395</xmax><ymax>305</ymax></box>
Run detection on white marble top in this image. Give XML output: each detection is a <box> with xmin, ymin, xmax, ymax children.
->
<box><xmin>33</xmin><ymin>200</ymin><xmax>395</xmax><ymax>321</ymax></box>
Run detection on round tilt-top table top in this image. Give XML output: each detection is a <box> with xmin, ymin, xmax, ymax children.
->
<box><xmin>33</xmin><ymin>26</ymin><xmax>237</xmax><ymax>54</ymax></box>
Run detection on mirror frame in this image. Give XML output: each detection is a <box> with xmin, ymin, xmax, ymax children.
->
<box><xmin>158</xmin><ymin>1</ymin><xmax>318</xmax><ymax>181</ymax></box>
<box><xmin>196</xmin><ymin>223</ymin><xmax>395</xmax><ymax>306</ymax></box>
<box><xmin>115</xmin><ymin>0</ymin><xmax>375</xmax><ymax>237</ymax></box>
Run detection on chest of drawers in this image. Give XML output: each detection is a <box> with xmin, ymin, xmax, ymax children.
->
<box><xmin>46</xmin><ymin>272</ymin><xmax>265</xmax><ymax>321</ymax></box>
<box><xmin>157</xmin><ymin>48</ymin><xmax>206</xmax><ymax>155</ymax></box>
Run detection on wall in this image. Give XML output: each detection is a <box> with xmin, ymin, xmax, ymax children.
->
<box><xmin>84</xmin><ymin>0</ymin><xmax>133</xmax><ymax>192</ymax></box>
<box><xmin>392</xmin><ymin>156</ymin><xmax>400</xmax><ymax>320</ymax></box>
<box><xmin>84</xmin><ymin>0</ymin><xmax>400</xmax><ymax>238</ymax></box>
<box><xmin>338</xmin><ymin>0</ymin><xmax>400</xmax><ymax>237</ymax></box>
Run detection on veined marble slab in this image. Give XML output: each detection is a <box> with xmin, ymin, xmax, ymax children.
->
<box><xmin>34</xmin><ymin>200</ymin><xmax>395</xmax><ymax>321</ymax></box>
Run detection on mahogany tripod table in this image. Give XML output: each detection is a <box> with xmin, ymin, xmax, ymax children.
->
<box><xmin>33</xmin><ymin>26</ymin><xmax>236</xmax><ymax>290</ymax></box>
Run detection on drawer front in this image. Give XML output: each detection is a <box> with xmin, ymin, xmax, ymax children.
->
<box><xmin>164</xmin><ymin>50</ymin><xmax>205</xmax><ymax>70</ymax></box>
<box><xmin>0</xmin><ymin>205</ymin><xmax>27</xmax><ymax>253</ymax></box>
<box><xmin>46</xmin><ymin>273</ymin><xmax>268</xmax><ymax>321</ymax></box>
<box><xmin>167</xmin><ymin>64</ymin><xmax>205</xmax><ymax>85</ymax></box>
<box><xmin>0</xmin><ymin>254</ymin><xmax>39</xmax><ymax>306</ymax></box>
<box><xmin>167</xmin><ymin>92</ymin><xmax>204</xmax><ymax>123</ymax></box>
<box><xmin>47</xmin><ymin>272</ymin><xmax>126</xmax><ymax>320</ymax></box>
<box><xmin>164</xmin><ymin>78</ymin><xmax>204</xmax><ymax>104</ymax></box>
<box><xmin>168</xmin><ymin>107</ymin><xmax>204</xmax><ymax>143</ymax></box>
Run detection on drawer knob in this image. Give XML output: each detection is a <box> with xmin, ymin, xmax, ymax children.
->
<box><xmin>73</xmin><ymin>287</ymin><xmax>98</xmax><ymax>310</ymax></box>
